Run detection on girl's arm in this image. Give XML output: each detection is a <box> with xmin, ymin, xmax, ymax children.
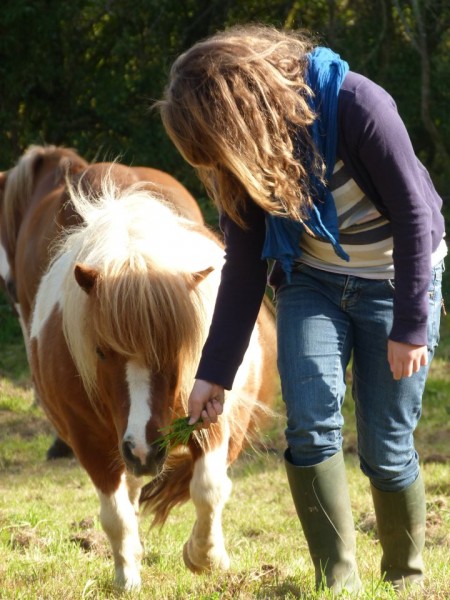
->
<box><xmin>340</xmin><ymin>74</ymin><xmax>439</xmax><ymax>346</ymax></box>
<box><xmin>195</xmin><ymin>198</ymin><xmax>268</xmax><ymax>389</ymax></box>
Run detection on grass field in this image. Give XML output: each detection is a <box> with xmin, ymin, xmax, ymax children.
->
<box><xmin>0</xmin><ymin>288</ymin><xmax>449</xmax><ymax>599</ymax></box>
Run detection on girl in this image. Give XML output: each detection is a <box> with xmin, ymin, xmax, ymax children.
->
<box><xmin>156</xmin><ymin>24</ymin><xmax>446</xmax><ymax>593</ymax></box>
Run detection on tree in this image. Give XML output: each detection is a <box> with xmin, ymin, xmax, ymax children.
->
<box><xmin>1</xmin><ymin>0</ymin><xmax>449</xmax><ymax>198</ymax></box>
<box><xmin>392</xmin><ymin>0</ymin><xmax>450</xmax><ymax>182</ymax></box>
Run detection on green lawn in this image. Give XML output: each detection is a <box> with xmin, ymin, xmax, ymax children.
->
<box><xmin>0</xmin><ymin>290</ymin><xmax>449</xmax><ymax>599</ymax></box>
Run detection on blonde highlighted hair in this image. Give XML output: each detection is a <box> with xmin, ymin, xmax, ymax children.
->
<box><xmin>156</xmin><ymin>24</ymin><xmax>323</xmax><ymax>226</ymax></box>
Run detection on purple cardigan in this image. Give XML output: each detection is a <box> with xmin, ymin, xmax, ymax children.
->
<box><xmin>196</xmin><ymin>71</ymin><xmax>446</xmax><ymax>390</ymax></box>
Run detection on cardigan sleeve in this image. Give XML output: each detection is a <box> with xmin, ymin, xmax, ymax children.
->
<box><xmin>338</xmin><ymin>74</ymin><xmax>443</xmax><ymax>345</ymax></box>
<box><xmin>195</xmin><ymin>199</ymin><xmax>269</xmax><ymax>389</ymax></box>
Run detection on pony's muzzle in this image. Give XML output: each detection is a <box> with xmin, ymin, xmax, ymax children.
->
<box><xmin>121</xmin><ymin>436</ymin><xmax>166</xmax><ymax>477</ymax></box>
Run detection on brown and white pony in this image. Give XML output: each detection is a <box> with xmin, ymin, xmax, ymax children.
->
<box><xmin>0</xmin><ymin>145</ymin><xmax>203</xmax><ymax>458</ymax></box>
<box><xmin>0</xmin><ymin>146</ymin><xmax>87</xmax><ymax>324</ymax></box>
<box><xmin>29</xmin><ymin>179</ymin><xmax>277</xmax><ymax>590</ymax></box>
<box><xmin>0</xmin><ymin>144</ymin><xmax>202</xmax><ymax>348</ymax></box>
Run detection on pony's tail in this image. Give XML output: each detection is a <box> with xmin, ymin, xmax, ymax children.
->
<box><xmin>139</xmin><ymin>449</ymin><xmax>194</xmax><ymax>527</ymax></box>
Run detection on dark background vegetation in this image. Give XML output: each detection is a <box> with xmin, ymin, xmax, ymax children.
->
<box><xmin>1</xmin><ymin>1</ymin><xmax>450</xmax><ymax>208</ymax></box>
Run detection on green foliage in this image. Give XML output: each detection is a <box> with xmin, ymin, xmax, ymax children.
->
<box><xmin>1</xmin><ymin>0</ymin><xmax>450</xmax><ymax>205</ymax></box>
<box><xmin>0</xmin><ymin>294</ymin><xmax>29</xmax><ymax>381</ymax></box>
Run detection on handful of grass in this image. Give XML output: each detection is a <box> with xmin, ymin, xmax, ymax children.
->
<box><xmin>155</xmin><ymin>417</ymin><xmax>198</xmax><ymax>450</ymax></box>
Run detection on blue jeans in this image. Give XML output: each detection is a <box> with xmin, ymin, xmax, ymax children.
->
<box><xmin>275</xmin><ymin>261</ymin><xmax>444</xmax><ymax>492</ymax></box>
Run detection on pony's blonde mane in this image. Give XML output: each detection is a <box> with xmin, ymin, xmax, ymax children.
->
<box><xmin>58</xmin><ymin>176</ymin><xmax>222</xmax><ymax>401</ymax></box>
<box><xmin>2</xmin><ymin>144</ymin><xmax>87</xmax><ymax>258</ymax></box>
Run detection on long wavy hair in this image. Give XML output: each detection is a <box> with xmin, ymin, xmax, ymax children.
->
<box><xmin>156</xmin><ymin>24</ymin><xmax>323</xmax><ymax>226</ymax></box>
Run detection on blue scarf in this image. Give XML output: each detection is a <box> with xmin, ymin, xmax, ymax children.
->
<box><xmin>261</xmin><ymin>47</ymin><xmax>350</xmax><ymax>279</ymax></box>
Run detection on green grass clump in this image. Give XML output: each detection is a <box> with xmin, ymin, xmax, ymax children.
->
<box><xmin>155</xmin><ymin>417</ymin><xmax>198</xmax><ymax>450</ymax></box>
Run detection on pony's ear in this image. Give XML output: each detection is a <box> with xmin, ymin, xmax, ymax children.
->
<box><xmin>74</xmin><ymin>263</ymin><xmax>99</xmax><ymax>294</ymax></box>
<box><xmin>190</xmin><ymin>266</ymin><xmax>214</xmax><ymax>288</ymax></box>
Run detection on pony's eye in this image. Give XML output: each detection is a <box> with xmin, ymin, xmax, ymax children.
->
<box><xmin>96</xmin><ymin>347</ymin><xmax>106</xmax><ymax>360</ymax></box>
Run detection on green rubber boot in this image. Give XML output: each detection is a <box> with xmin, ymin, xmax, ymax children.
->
<box><xmin>284</xmin><ymin>449</ymin><xmax>362</xmax><ymax>593</ymax></box>
<box><xmin>371</xmin><ymin>473</ymin><xmax>426</xmax><ymax>590</ymax></box>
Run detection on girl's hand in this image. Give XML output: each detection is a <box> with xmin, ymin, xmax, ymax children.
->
<box><xmin>188</xmin><ymin>379</ymin><xmax>225</xmax><ymax>427</ymax></box>
<box><xmin>387</xmin><ymin>340</ymin><xmax>428</xmax><ymax>380</ymax></box>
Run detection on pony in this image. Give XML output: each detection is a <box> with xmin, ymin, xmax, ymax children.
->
<box><xmin>29</xmin><ymin>178</ymin><xmax>277</xmax><ymax>590</ymax></box>
<box><xmin>0</xmin><ymin>145</ymin><xmax>203</xmax><ymax>458</ymax></box>
<box><xmin>0</xmin><ymin>144</ymin><xmax>202</xmax><ymax>344</ymax></box>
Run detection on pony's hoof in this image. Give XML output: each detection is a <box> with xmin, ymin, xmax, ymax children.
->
<box><xmin>183</xmin><ymin>541</ymin><xmax>230</xmax><ymax>573</ymax></box>
<box><xmin>115</xmin><ymin>573</ymin><xmax>141</xmax><ymax>592</ymax></box>
<box><xmin>115</xmin><ymin>567</ymin><xmax>141</xmax><ymax>591</ymax></box>
<box><xmin>183</xmin><ymin>542</ymin><xmax>204</xmax><ymax>574</ymax></box>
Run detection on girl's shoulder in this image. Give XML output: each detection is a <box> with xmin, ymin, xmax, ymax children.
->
<box><xmin>339</xmin><ymin>71</ymin><xmax>396</xmax><ymax>115</ymax></box>
<box><xmin>338</xmin><ymin>71</ymin><xmax>406</xmax><ymax>149</ymax></box>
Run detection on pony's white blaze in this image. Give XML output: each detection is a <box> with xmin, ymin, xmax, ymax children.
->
<box><xmin>97</xmin><ymin>473</ymin><xmax>142</xmax><ymax>590</ymax></box>
<box><xmin>125</xmin><ymin>360</ymin><xmax>152</xmax><ymax>463</ymax></box>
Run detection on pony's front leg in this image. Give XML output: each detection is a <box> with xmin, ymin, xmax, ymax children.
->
<box><xmin>97</xmin><ymin>473</ymin><xmax>143</xmax><ymax>590</ymax></box>
<box><xmin>183</xmin><ymin>434</ymin><xmax>232</xmax><ymax>573</ymax></box>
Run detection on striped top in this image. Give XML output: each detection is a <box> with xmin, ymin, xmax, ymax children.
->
<box><xmin>299</xmin><ymin>160</ymin><xmax>446</xmax><ymax>278</ymax></box>
<box><xmin>299</xmin><ymin>160</ymin><xmax>395</xmax><ymax>278</ymax></box>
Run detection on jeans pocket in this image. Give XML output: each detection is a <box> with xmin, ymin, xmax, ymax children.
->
<box><xmin>384</xmin><ymin>278</ymin><xmax>395</xmax><ymax>295</ymax></box>
<box><xmin>428</xmin><ymin>260</ymin><xmax>445</xmax><ymax>301</ymax></box>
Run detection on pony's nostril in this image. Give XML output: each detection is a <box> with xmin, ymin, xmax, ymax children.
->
<box><xmin>121</xmin><ymin>437</ymin><xmax>162</xmax><ymax>476</ymax></box>
<box><xmin>121</xmin><ymin>438</ymin><xmax>136</xmax><ymax>463</ymax></box>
